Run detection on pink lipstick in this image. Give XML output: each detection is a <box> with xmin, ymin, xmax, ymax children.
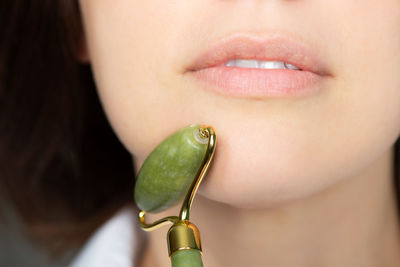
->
<box><xmin>186</xmin><ymin>33</ymin><xmax>331</xmax><ymax>98</ymax></box>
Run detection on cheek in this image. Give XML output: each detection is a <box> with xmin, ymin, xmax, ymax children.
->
<box><xmin>79</xmin><ymin>0</ymin><xmax>209</xmax><ymax>157</ymax></box>
<box><xmin>330</xmin><ymin>0</ymin><xmax>400</xmax><ymax>166</ymax></box>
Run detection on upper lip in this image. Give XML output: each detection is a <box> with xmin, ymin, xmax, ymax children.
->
<box><xmin>187</xmin><ymin>33</ymin><xmax>331</xmax><ymax>77</ymax></box>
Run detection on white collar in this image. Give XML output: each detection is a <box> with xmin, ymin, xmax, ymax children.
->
<box><xmin>69</xmin><ymin>205</ymin><xmax>140</xmax><ymax>267</ymax></box>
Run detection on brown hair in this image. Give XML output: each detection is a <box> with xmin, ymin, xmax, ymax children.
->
<box><xmin>0</xmin><ymin>0</ymin><xmax>135</xmax><ymax>254</ymax></box>
<box><xmin>1</xmin><ymin>0</ymin><xmax>400</xmax><ymax>258</ymax></box>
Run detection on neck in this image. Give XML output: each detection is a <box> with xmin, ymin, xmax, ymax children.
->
<box><xmin>138</xmin><ymin>147</ymin><xmax>400</xmax><ymax>267</ymax></box>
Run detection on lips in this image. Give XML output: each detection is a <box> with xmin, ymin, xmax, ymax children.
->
<box><xmin>186</xmin><ymin>33</ymin><xmax>331</xmax><ymax>98</ymax></box>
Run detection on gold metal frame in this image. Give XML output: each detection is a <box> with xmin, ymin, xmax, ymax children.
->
<box><xmin>138</xmin><ymin>126</ymin><xmax>216</xmax><ymax>256</ymax></box>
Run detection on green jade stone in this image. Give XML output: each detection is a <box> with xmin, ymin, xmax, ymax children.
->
<box><xmin>134</xmin><ymin>124</ymin><xmax>208</xmax><ymax>213</ymax></box>
<box><xmin>171</xmin><ymin>249</ymin><xmax>204</xmax><ymax>267</ymax></box>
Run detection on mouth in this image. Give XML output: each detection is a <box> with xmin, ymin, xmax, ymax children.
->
<box><xmin>186</xmin><ymin>33</ymin><xmax>332</xmax><ymax>98</ymax></box>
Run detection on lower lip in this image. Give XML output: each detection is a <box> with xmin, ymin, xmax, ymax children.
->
<box><xmin>189</xmin><ymin>65</ymin><xmax>323</xmax><ymax>98</ymax></box>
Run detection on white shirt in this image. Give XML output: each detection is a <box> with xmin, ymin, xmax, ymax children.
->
<box><xmin>69</xmin><ymin>205</ymin><xmax>142</xmax><ymax>267</ymax></box>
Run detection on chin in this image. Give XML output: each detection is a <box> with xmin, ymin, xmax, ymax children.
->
<box><xmin>129</xmin><ymin>106</ymin><xmax>394</xmax><ymax>212</ymax></box>
<box><xmin>192</xmin><ymin>121</ymin><xmax>363</xmax><ymax>211</ymax></box>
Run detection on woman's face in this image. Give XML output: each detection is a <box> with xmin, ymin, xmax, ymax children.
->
<box><xmin>78</xmin><ymin>1</ymin><xmax>400</xmax><ymax>209</ymax></box>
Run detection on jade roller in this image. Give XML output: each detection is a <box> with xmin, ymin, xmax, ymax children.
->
<box><xmin>134</xmin><ymin>124</ymin><xmax>216</xmax><ymax>267</ymax></box>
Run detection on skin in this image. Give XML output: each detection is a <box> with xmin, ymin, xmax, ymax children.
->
<box><xmin>78</xmin><ymin>1</ymin><xmax>400</xmax><ymax>266</ymax></box>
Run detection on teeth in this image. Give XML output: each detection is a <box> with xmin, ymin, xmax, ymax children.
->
<box><xmin>225</xmin><ymin>59</ymin><xmax>301</xmax><ymax>70</ymax></box>
<box><xmin>284</xmin><ymin>62</ymin><xmax>301</xmax><ymax>70</ymax></box>
<box><xmin>259</xmin><ymin>61</ymin><xmax>285</xmax><ymax>69</ymax></box>
<box><xmin>233</xmin><ymin>59</ymin><xmax>259</xmax><ymax>68</ymax></box>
